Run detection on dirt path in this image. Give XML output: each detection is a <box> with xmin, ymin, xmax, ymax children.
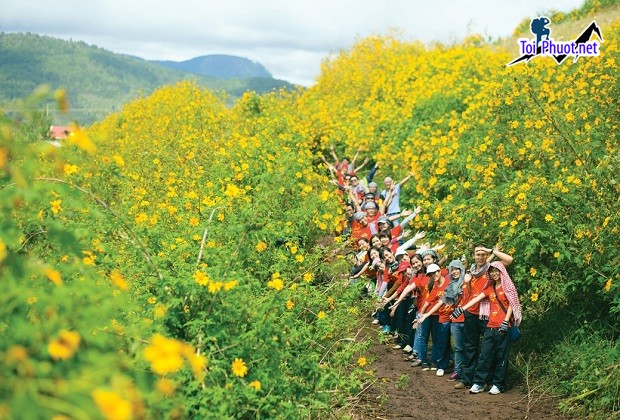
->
<box><xmin>350</xmin><ymin>322</ymin><xmax>564</xmax><ymax>420</ymax></box>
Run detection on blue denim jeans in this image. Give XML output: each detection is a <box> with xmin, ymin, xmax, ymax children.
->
<box><xmin>432</xmin><ymin>321</ymin><xmax>452</xmax><ymax>369</ymax></box>
<box><xmin>451</xmin><ymin>322</ymin><xmax>465</xmax><ymax>376</ymax></box>
<box><xmin>414</xmin><ymin>316</ymin><xmax>436</xmax><ymax>364</ymax></box>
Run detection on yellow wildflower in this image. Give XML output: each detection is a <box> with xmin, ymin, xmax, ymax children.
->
<box><xmin>63</xmin><ymin>164</ymin><xmax>79</xmax><ymax>176</ymax></box>
<box><xmin>147</xmin><ymin>297</ymin><xmax>157</xmax><ymax>304</ymax></box>
<box><xmin>92</xmin><ymin>389</ymin><xmax>132</xmax><ymax>420</ymax></box>
<box><xmin>286</xmin><ymin>300</ymin><xmax>295</xmax><ymax>310</ymax></box>
<box><xmin>604</xmin><ymin>279</ymin><xmax>612</xmax><ymax>292</ymax></box>
<box><xmin>529</xmin><ymin>267</ymin><xmax>537</xmax><ymax>277</ymax></box>
<box><xmin>112</xmin><ymin>155</ymin><xmax>125</xmax><ymax>167</ymax></box>
<box><xmin>156</xmin><ymin>378</ymin><xmax>176</xmax><ymax>396</ymax></box>
<box><xmin>249</xmin><ymin>380</ymin><xmax>261</xmax><ymax>391</ymax></box>
<box><xmin>208</xmin><ymin>281</ymin><xmax>223</xmax><ymax>294</ymax></box>
<box><xmin>50</xmin><ymin>199</ymin><xmax>62</xmax><ymax>215</ymax></box>
<box><xmin>224</xmin><ymin>280</ymin><xmax>238</xmax><ymax>291</ymax></box>
<box><xmin>189</xmin><ymin>217</ymin><xmax>200</xmax><ymax>227</ymax></box>
<box><xmin>188</xmin><ymin>353</ymin><xmax>208</xmax><ymax>380</ymax></box>
<box><xmin>267</xmin><ymin>277</ymin><xmax>284</xmax><ymax>291</ymax></box>
<box><xmin>68</xmin><ymin>126</ymin><xmax>96</xmax><ymax>154</ymax></box>
<box><xmin>544</xmin><ymin>214</ymin><xmax>553</xmax><ymax>222</ymax></box>
<box><xmin>110</xmin><ymin>270</ymin><xmax>128</xmax><ymax>291</ymax></box>
<box><xmin>194</xmin><ymin>270</ymin><xmax>209</xmax><ymax>286</ymax></box>
<box><xmin>44</xmin><ymin>268</ymin><xmax>62</xmax><ymax>286</ymax></box>
<box><xmin>295</xmin><ymin>254</ymin><xmax>305</xmax><ymax>263</ymax></box>
<box><xmin>357</xmin><ymin>357</ymin><xmax>367</xmax><ymax>367</ymax></box>
<box><xmin>231</xmin><ymin>358</ymin><xmax>248</xmax><ymax>377</ymax></box>
<box><xmin>48</xmin><ymin>330</ymin><xmax>80</xmax><ymax>360</ymax></box>
<box><xmin>289</xmin><ymin>245</ymin><xmax>298</xmax><ymax>254</ymax></box>
<box><xmin>143</xmin><ymin>334</ymin><xmax>184</xmax><ymax>375</ymax></box>
<box><xmin>153</xmin><ymin>304</ymin><xmax>167</xmax><ymax>319</ymax></box>
<box><xmin>317</xmin><ymin>311</ymin><xmax>326</xmax><ymax>320</ymax></box>
<box><xmin>255</xmin><ymin>241</ymin><xmax>268</xmax><ymax>252</ymax></box>
<box><xmin>530</xmin><ymin>292</ymin><xmax>539</xmax><ymax>302</ymax></box>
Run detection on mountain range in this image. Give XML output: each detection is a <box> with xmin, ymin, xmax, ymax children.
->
<box><xmin>0</xmin><ymin>33</ymin><xmax>296</xmax><ymax>125</ymax></box>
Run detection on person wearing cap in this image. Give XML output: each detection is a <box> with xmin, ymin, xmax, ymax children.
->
<box><xmin>361</xmin><ymin>201</ymin><xmax>382</xmax><ymax>234</ymax></box>
<box><xmin>414</xmin><ymin>262</ymin><xmax>454</xmax><ymax>376</ymax></box>
<box><xmin>409</xmin><ymin>255</ymin><xmax>448</xmax><ymax>368</ymax></box>
<box><xmin>367</xmin><ymin>181</ymin><xmax>380</xmax><ymax>201</ymax></box>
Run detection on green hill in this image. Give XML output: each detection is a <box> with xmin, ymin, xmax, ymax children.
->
<box><xmin>0</xmin><ymin>33</ymin><xmax>296</xmax><ymax>125</ymax></box>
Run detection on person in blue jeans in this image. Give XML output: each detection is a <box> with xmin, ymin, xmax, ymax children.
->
<box><xmin>442</xmin><ymin>260</ymin><xmax>466</xmax><ymax>380</ymax></box>
<box><xmin>414</xmin><ymin>263</ymin><xmax>450</xmax><ymax>374</ymax></box>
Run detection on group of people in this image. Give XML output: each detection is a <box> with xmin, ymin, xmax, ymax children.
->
<box><xmin>323</xmin><ymin>147</ymin><xmax>523</xmax><ymax>395</ymax></box>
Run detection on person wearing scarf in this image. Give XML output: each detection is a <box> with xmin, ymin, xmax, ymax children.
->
<box><xmin>443</xmin><ymin>259</ymin><xmax>466</xmax><ymax>381</ymax></box>
<box><xmin>451</xmin><ymin>261</ymin><xmax>522</xmax><ymax>395</ymax></box>
<box><xmin>452</xmin><ymin>245</ymin><xmax>513</xmax><ymax>390</ymax></box>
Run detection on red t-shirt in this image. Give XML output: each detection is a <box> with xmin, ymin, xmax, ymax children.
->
<box><xmin>414</xmin><ymin>274</ymin><xmax>430</xmax><ymax>312</ymax></box>
<box><xmin>481</xmin><ymin>282</ymin><xmax>512</xmax><ymax>328</ymax></box>
<box><xmin>351</xmin><ymin>221</ymin><xmax>372</xmax><ymax>242</ymax></box>
<box><xmin>425</xmin><ymin>277</ymin><xmax>449</xmax><ymax>320</ymax></box>
<box><xmin>464</xmin><ymin>274</ymin><xmax>488</xmax><ymax>315</ymax></box>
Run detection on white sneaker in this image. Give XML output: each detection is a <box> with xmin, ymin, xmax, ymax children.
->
<box><xmin>371</xmin><ymin>319</ymin><xmax>379</xmax><ymax>325</ymax></box>
<box><xmin>489</xmin><ymin>385</ymin><xmax>501</xmax><ymax>395</ymax></box>
<box><xmin>402</xmin><ymin>345</ymin><xmax>413</xmax><ymax>353</ymax></box>
<box><xmin>469</xmin><ymin>384</ymin><xmax>484</xmax><ymax>394</ymax></box>
<box><xmin>436</xmin><ymin>369</ymin><xmax>444</xmax><ymax>377</ymax></box>
<box><xmin>392</xmin><ymin>344</ymin><xmax>402</xmax><ymax>350</ymax></box>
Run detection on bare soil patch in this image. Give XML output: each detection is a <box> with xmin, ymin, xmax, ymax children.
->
<box><xmin>349</xmin><ymin>321</ymin><xmax>565</xmax><ymax>420</ymax></box>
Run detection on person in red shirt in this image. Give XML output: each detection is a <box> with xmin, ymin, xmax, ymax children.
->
<box><xmin>452</xmin><ymin>245</ymin><xmax>514</xmax><ymax>390</ymax></box>
<box><xmin>415</xmin><ymin>259</ymin><xmax>466</xmax><ymax>377</ymax></box>
<box><xmin>413</xmin><ymin>264</ymin><xmax>449</xmax><ymax>373</ymax></box>
<box><xmin>350</xmin><ymin>212</ymin><xmax>372</xmax><ymax>242</ymax></box>
<box><xmin>386</xmin><ymin>261</ymin><xmax>414</xmax><ymax>349</ymax></box>
<box><xmin>387</xmin><ymin>253</ymin><xmax>424</xmax><ymax>356</ymax></box>
<box><xmin>451</xmin><ymin>261</ymin><xmax>522</xmax><ymax>395</ymax></box>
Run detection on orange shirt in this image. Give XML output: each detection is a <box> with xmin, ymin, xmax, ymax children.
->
<box><xmin>481</xmin><ymin>282</ymin><xmax>512</xmax><ymax>328</ymax></box>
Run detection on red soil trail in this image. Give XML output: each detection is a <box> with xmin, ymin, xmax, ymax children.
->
<box><xmin>350</xmin><ymin>322</ymin><xmax>565</xmax><ymax>420</ymax></box>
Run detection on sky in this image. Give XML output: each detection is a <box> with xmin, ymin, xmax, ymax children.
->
<box><xmin>1</xmin><ymin>0</ymin><xmax>586</xmax><ymax>86</ymax></box>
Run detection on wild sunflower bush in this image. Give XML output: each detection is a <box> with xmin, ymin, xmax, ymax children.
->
<box><xmin>0</xmin><ymin>85</ymin><xmax>370</xmax><ymax>419</ymax></box>
<box><xmin>2</xmin><ymin>8</ymin><xmax>619</xmax><ymax>418</ymax></box>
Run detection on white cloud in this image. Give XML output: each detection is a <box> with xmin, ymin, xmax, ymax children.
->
<box><xmin>0</xmin><ymin>0</ymin><xmax>587</xmax><ymax>86</ymax></box>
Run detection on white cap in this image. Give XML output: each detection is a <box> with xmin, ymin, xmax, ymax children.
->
<box><xmin>426</xmin><ymin>263</ymin><xmax>441</xmax><ymax>274</ymax></box>
<box><xmin>394</xmin><ymin>248</ymin><xmax>407</xmax><ymax>257</ymax></box>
